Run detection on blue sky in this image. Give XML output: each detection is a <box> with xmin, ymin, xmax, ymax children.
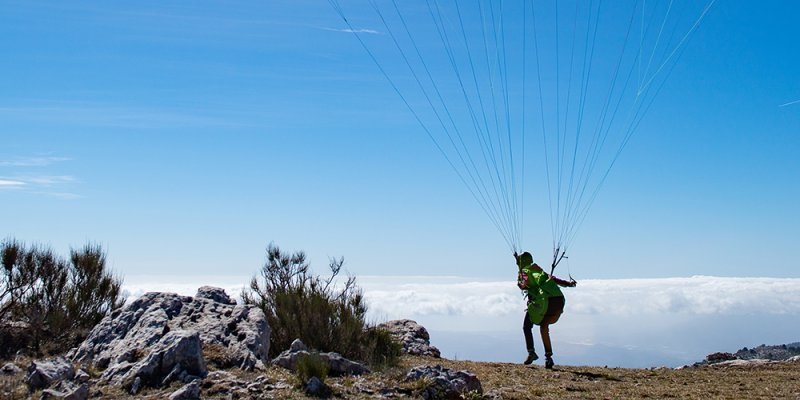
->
<box><xmin>1</xmin><ymin>0</ymin><xmax>798</xmax><ymax>281</ymax></box>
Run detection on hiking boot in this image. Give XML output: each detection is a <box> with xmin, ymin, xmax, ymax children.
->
<box><xmin>523</xmin><ymin>351</ymin><xmax>539</xmax><ymax>365</ymax></box>
<box><xmin>545</xmin><ymin>356</ymin><xmax>554</xmax><ymax>369</ymax></box>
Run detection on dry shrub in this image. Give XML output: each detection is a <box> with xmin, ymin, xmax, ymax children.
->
<box><xmin>242</xmin><ymin>243</ymin><xmax>401</xmax><ymax>367</ymax></box>
<box><xmin>203</xmin><ymin>343</ymin><xmax>237</xmax><ymax>369</ymax></box>
<box><xmin>0</xmin><ymin>238</ymin><xmax>124</xmax><ymax>357</ymax></box>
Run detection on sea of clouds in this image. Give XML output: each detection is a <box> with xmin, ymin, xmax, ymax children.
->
<box><xmin>122</xmin><ymin>275</ymin><xmax>800</xmax><ymax>368</ymax></box>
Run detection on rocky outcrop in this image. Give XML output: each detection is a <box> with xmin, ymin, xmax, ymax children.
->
<box><xmin>379</xmin><ymin>319</ymin><xmax>441</xmax><ymax>358</ymax></box>
<box><xmin>40</xmin><ymin>382</ymin><xmax>89</xmax><ymax>400</ymax></box>
<box><xmin>69</xmin><ymin>287</ymin><xmax>269</xmax><ymax>391</ymax></box>
<box><xmin>25</xmin><ymin>357</ymin><xmax>75</xmax><ymax>391</ymax></box>
<box><xmin>687</xmin><ymin>342</ymin><xmax>800</xmax><ymax>368</ymax></box>
<box><xmin>733</xmin><ymin>343</ymin><xmax>800</xmax><ymax>361</ymax></box>
<box><xmin>406</xmin><ymin>364</ymin><xmax>482</xmax><ymax>400</ymax></box>
<box><xmin>102</xmin><ymin>330</ymin><xmax>206</xmax><ymax>391</ymax></box>
<box><xmin>272</xmin><ymin>339</ymin><xmax>370</xmax><ymax>376</ymax></box>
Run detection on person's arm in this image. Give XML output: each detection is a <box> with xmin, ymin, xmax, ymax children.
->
<box><xmin>550</xmin><ymin>275</ymin><xmax>577</xmax><ymax>287</ymax></box>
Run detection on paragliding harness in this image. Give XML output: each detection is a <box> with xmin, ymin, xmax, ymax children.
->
<box><xmin>514</xmin><ymin>248</ymin><xmax>573</xmax><ymax>325</ymax></box>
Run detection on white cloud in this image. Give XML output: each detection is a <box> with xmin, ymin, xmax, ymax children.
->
<box><xmin>18</xmin><ymin>175</ymin><xmax>76</xmax><ymax>186</ymax></box>
<box><xmin>355</xmin><ymin>275</ymin><xmax>800</xmax><ymax>319</ymax></box>
<box><xmin>0</xmin><ymin>156</ymin><xmax>70</xmax><ymax>167</ymax></box>
<box><xmin>120</xmin><ymin>275</ymin><xmax>800</xmax><ymax>318</ymax></box>
<box><xmin>0</xmin><ymin>155</ymin><xmax>78</xmax><ymax>198</ymax></box>
<box><xmin>0</xmin><ymin>175</ymin><xmax>78</xmax><ymax>198</ymax></box>
<box><xmin>0</xmin><ymin>179</ymin><xmax>26</xmax><ymax>188</ymax></box>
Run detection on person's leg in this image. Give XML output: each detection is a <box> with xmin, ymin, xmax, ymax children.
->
<box><xmin>540</xmin><ymin>297</ymin><xmax>565</xmax><ymax>368</ymax></box>
<box><xmin>523</xmin><ymin>311</ymin><xmax>538</xmax><ymax>364</ymax></box>
<box><xmin>539</xmin><ymin>321</ymin><xmax>553</xmax><ymax>356</ymax></box>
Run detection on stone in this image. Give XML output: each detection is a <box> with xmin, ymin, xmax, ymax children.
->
<box><xmin>101</xmin><ymin>330</ymin><xmax>206</xmax><ymax>389</ymax></box>
<box><xmin>1</xmin><ymin>362</ymin><xmax>22</xmax><ymax>375</ymax></box>
<box><xmin>74</xmin><ymin>369</ymin><xmax>90</xmax><ymax>384</ymax></box>
<box><xmin>39</xmin><ymin>382</ymin><xmax>88</xmax><ymax>400</ymax></box>
<box><xmin>168</xmin><ymin>380</ymin><xmax>201</xmax><ymax>400</ymax></box>
<box><xmin>25</xmin><ymin>357</ymin><xmax>75</xmax><ymax>391</ymax></box>
<box><xmin>305</xmin><ymin>376</ymin><xmax>331</xmax><ymax>397</ymax></box>
<box><xmin>69</xmin><ymin>288</ymin><xmax>269</xmax><ymax>382</ymax></box>
<box><xmin>196</xmin><ymin>286</ymin><xmax>237</xmax><ymax>305</ymax></box>
<box><xmin>406</xmin><ymin>364</ymin><xmax>482</xmax><ymax>399</ymax></box>
<box><xmin>272</xmin><ymin>339</ymin><xmax>370</xmax><ymax>376</ymax></box>
<box><xmin>379</xmin><ymin>319</ymin><xmax>441</xmax><ymax>358</ymax></box>
<box><xmin>289</xmin><ymin>338</ymin><xmax>308</xmax><ymax>352</ymax></box>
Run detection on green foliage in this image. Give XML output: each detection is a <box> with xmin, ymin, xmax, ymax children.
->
<box><xmin>361</xmin><ymin>327</ymin><xmax>402</xmax><ymax>370</ymax></box>
<box><xmin>0</xmin><ymin>238</ymin><xmax>124</xmax><ymax>357</ymax></box>
<box><xmin>242</xmin><ymin>243</ymin><xmax>401</xmax><ymax>367</ymax></box>
<box><xmin>295</xmin><ymin>352</ymin><xmax>329</xmax><ymax>384</ymax></box>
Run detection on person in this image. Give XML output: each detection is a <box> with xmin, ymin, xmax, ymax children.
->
<box><xmin>515</xmin><ymin>251</ymin><xmax>576</xmax><ymax>369</ymax></box>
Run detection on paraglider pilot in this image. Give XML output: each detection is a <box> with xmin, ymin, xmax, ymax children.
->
<box><xmin>515</xmin><ymin>251</ymin><xmax>576</xmax><ymax>369</ymax></box>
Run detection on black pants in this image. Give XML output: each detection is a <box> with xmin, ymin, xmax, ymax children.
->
<box><xmin>523</xmin><ymin>296</ymin><xmax>565</xmax><ymax>357</ymax></box>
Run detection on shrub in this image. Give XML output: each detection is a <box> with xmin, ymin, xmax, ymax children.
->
<box><xmin>242</xmin><ymin>243</ymin><xmax>400</xmax><ymax>367</ymax></box>
<box><xmin>295</xmin><ymin>352</ymin><xmax>329</xmax><ymax>383</ymax></box>
<box><xmin>0</xmin><ymin>238</ymin><xmax>124</xmax><ymax>357</ymax></box>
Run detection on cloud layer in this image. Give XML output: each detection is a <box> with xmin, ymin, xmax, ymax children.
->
<box><xmin>122</xmin><ymin>275</ymin><xmax>800</xmax><ymax>319</ymax></box>
<box><xmin>120</xmin><ymin>275</ymin><xmax>800</xmax><ymax>367</ymax></box>
<box><xmin>357</xmin><ymin>275</ymin><xmax>800</xmax><ymax>319</ymax></box>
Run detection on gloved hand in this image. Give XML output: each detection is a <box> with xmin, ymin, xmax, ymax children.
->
<box><xmin>568</xmin><ymin>279</ymin><xmax>577</xmax><ymax>287</ymax></box>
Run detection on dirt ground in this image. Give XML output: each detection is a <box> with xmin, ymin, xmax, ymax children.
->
<box><xmin>3</xmin><ymin>355</ymin><xmax>799</xmax><ymax>399</ymax></box>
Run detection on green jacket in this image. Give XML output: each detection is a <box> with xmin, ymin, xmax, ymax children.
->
<box><xmin>518</xmin><ymin>266</ymin><xmax>565</xmax><ymax>325</ymax></box>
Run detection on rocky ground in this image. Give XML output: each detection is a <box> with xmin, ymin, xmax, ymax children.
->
<box><xmin>1</xmin><ymin>287</ymin><xmax>798</xmax><ymax>399</ymax></box>
<box><xmin>3</xmin><ymin>353</ymin><xmax>800</xmax><ymax>399</ymax></box>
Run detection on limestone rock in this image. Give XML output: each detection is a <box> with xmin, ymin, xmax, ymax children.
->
<box><xmin>304</xmin><ymin>376</ymin><xmax>331</xmax><ymax>397</ymax></box>
<box><xmin>168</xmin><ymin>380</ymin><xmax>201</xmax><ymax>400</ymax></box>
<box><xmin>379</xmin><ymin>319</ymin><xmax>441</xmax><ymax>358</ymax></box>
<box><xmin>272</xmin><ymin>339</ymin><xmax>370</xmax><ymax>376</ymax></box>
<box><xmin>196</xmin><ymin>286</ymin><xmax>237</xmax><ymax>305</ymax></box>
<box><xmin>40</xmin><ymin>382</ymin><xmax>88</xmax><ymax>400</ymax></box>
<box><xmin>25</xmin><ymin>357</ymin><xmax>75</xmax><ymax>391</ymax></box>
<box><xmin>406</xmin><ymin>364</ymin><xmax>482</xmax><ymax>400</ymax></box>
<box><xmin>1</xmin><ymin>362</ymin><xmax>22</xmax><ymax>375</ymax></box>
<box><xmin>70</xmin><ymin>288</ymin><xmax>270</xmax><ymax>376</ymax></box>
<box><xmin>100</xmin><ymin>330</ymin><xmax>206</xmax><ymax>389</ymax></box>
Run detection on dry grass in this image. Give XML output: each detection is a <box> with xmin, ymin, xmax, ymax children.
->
<box><xmin>3</xmin><ymin>355</ymin><xmax>799</xmax><ymax>399</ymax></box>
<box><xmin>412</xmin><ymin>356</ymin><xmax>800</xmax><ymax>399</ymax></box>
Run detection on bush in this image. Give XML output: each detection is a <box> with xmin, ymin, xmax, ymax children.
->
<box><xmin>242</xmin><ymin>243</ymin><xmax>400</xmax><ymax>367</ymax></box>
<box><xmin>295</xmin><ymin>352</ymin><xmax>329</xmax><ymax>383</ymax></box>
<box><xmin>0</xmin><ymin>238</ymin><xmax>124</xmax><ymax>357</ymax></box>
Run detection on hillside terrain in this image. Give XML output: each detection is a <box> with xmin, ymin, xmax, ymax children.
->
<box><xmin>3</xmin><ymin>353</ymin><xmax>800</xmax><ymax>399</ymax></box>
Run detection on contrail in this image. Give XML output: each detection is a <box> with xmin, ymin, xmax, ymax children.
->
<box><xmin>778</xmin><ymin>99</ymin><xmax>800</xmax><ymax>108</ymax></box>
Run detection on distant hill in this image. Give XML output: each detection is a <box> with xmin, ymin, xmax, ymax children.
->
<box><xmin>734</xmin><ymin>342</ymin><xmax>800</xmax><ymax>361</ymax></box>
<box><xmin>699</xmin><ymin>342</ymin><xmax>800</xmax><ymax>365</ymax></box>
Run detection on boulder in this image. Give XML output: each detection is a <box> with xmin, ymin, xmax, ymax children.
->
<box><xmin>406</xmin><ymin>364</ymin><xmax>482</xmax><ymax>400</ymax></box>
<box><xmin>196</xmin><ymin>286</ymin><xmax>237</xmax><ymax>305</ymax></box>
<box><xmin>70</xmin><ymin>288</ymin><xmax>270</xmax><ymax>377</ymax></box>
<box><xmin>25</xmin><ymin>357</ymin><xmax>75</xmax><ymax>391</ymax></box>
<box><xmin>272</xmin><ymin>339</ymin><xmax>370</xmax><ymax>376</ymax></box>
<box><xmin>100</xmin><ymin>330</ymin><xmax>206</xmax><ymax>390</ymax></box>
<box><xmin>379</xmin><ymin>319</ymin><xmax>441</xmax><ymax>358</ymax></box>
<box><xmin>168</xmin><ymin>380</ymin><xmax>201</xmax><ymax>400</ymax></box>
<box><xmin>40</xmin><ymin>382</ymin><xmax>88</xmax><ymax>400</ymax></box>
<box><xmin>1</xmin><ymin>362</ymin><xmax>22</xmax><ymax>376</ymax></box>
<box><xmin>705</xmin><ymin>352</ymin><xmax>737</xmax><ymax>364</ymax></box>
